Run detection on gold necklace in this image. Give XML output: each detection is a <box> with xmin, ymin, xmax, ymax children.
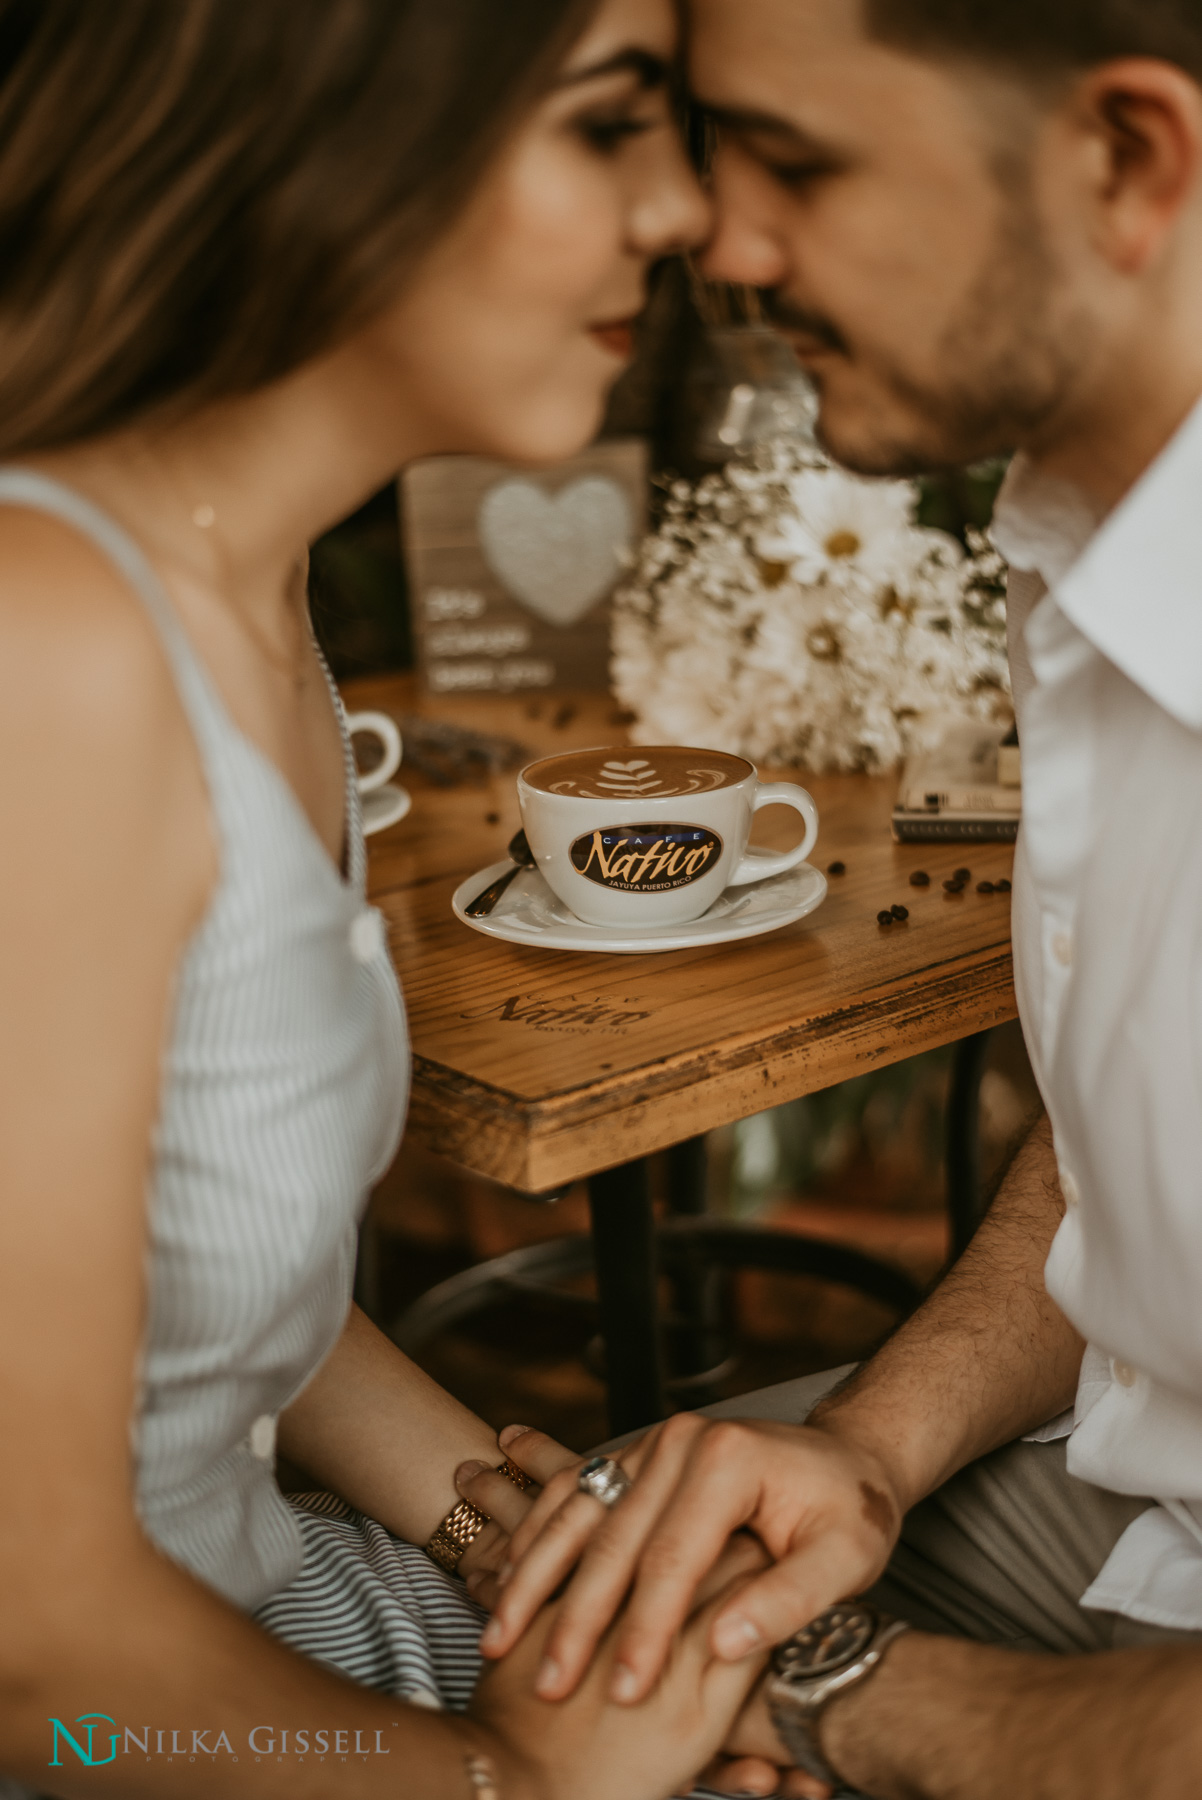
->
<box><xmin>191</xmin><ymin>502</ymin><xmax>312</xmax><ymax>695</ymax></box>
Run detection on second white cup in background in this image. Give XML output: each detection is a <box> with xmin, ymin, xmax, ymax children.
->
<box><xmin>346</xmin><ymin>711</ymin><xmax>410</xmax><ymax>837</ymax></box>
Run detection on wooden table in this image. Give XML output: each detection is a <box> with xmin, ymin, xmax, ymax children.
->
<box><xmin>349</xmin><ymin>674</ymin><xmax>1018</xmax><ymax>1427</ymax></box>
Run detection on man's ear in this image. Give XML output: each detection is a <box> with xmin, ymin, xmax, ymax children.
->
<box><xmin>1074</xmin><ymin>58</ymin><xmax>1202</xmax><ymax>274</ymax></box>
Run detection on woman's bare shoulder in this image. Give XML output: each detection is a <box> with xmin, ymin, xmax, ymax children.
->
<box><xmin>0</xmin><ymin>505</ymin><xmax>177</xmax><ymax>725</ymax></box>
<box><xmin>0</xmin><ymin>504</ymin><xmax>214</xmax><ymax>910</ymax></box>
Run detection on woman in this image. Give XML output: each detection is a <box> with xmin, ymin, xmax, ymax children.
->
<box><xmin>0</xmin><ymin>2</ymin><xmax>769</xmax><ymax>1795</ymax></box>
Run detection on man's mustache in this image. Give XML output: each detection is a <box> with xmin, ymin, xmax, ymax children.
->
<box><xmin>762</xmin><ymin>291</ymin><xmax>849</xmax><ymax>355</ymax></box>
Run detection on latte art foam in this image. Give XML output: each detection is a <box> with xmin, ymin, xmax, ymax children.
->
<box><xmin>526</xmin><ymin>746</ymin><xmax>750</xmax><ymax>803</ymax></box>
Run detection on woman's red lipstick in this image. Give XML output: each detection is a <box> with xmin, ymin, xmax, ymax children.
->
<box><xmin>589</xmin><ymin>318</ymin><xmax>638</xmax><ymax>359</ymax></box>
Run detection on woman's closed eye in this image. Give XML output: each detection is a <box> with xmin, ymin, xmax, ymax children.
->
<box><xmin>559</xmin><ymin>45</ymin><xmax>675</xmax><ymax>160</ymax></box>
<box><xmin>576</xmin><ymin>99</ymin><xmax>671</xmax><ymax>156</ymax></box>
<box><xmin>762</xmin><ymin>155</ymin><xmax>842</xmax><ymax>192</ymax></box>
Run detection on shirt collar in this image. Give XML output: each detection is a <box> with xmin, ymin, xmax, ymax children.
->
<box><xmin>991</xmin><ymin>454</ymin><xmax>1103</xmax><ymax>589</ymax></box>
<box><xmin>995</xmin><ymin>394</ymin><xmax>1202</xmax><ymax>733</ymax></box>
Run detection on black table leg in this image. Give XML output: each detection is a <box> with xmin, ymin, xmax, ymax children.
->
<box><xmin>667</xmin><ymin>1137</ymin><xmax>709</xmax><ymax>1220</ymax></box>
<box><xmin>947</xmin><ymin>1030</ymin><xmax>994</xmax><ymax>1262</ymax></box>
<box><xmin>666</xmin><ymin>1138</ymin><xmax>726</xmax><ymax>1385</ymax></box>
<box><xmin>588</xmin><ymin>1159</ymin><xmax>667</xmax><ymax>1437</ymax></box>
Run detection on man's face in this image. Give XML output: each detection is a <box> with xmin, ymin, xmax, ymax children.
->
<box><xmin>691</xmin><ymin>0</ymin><xmax>1096</xmax><ymax>474</ymax></box>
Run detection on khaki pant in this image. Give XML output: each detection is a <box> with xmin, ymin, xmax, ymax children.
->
<box><xmin>694</xmin><ymin>1368</ymin><xmax>1202</xmax><ymax>1652</ymax></box>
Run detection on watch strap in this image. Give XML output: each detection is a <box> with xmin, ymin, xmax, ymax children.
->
<box><xmin>768</xmin><ymin>1611</ymin><xmax>911</xmax><ymax>1786</ymax></box>
<box><xmin>767</xmin><ymin>1706</ymin><xmax>841</xmax><ymax>1789</ymax></box>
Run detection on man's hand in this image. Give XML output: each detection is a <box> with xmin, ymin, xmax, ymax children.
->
<box><xmin>477</xmin><ymin>1413</ymin><xmax>904</xmax><ymax>1704</ymax></box>
<box><xmin>474</xmin><ymin>1112</ymin><xmax>1079</xmax><ymax>1712</ymax></box>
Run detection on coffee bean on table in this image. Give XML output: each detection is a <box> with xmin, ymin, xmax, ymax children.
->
<box><xmin>877</xmin><ymin>910</ymin><xmax>894</xmax><ymax>926</ymax></box>
<box><xmin>486</xmin><ymin>813</ymin><xmax>500</xmax><ymax>826</ymax></box>
<box><xmin>891</xmin><ymin>905</ymin><xmax>909</xmax><ymax>922</ymax></box>
<box><xmin>910</xmin><ymin>870</ymin><xmax>931</xmax><ymax>887</ymax></box>
<box><xmin>828</xmin><ymin>861</ymin><xmax>847</xmax><ymax>876</ymax></box>
<box><xmin>977</xmin><ymin>881</ymin><xmax>995</xmax><ymax>894</ymax></box>
<box><xmin>996</xmin><ymin>878</ymin><xmax>1012</xmax><ymax>893</ymax></box>
<box><xmin>954</xmin><ymin>867</ymin><xmax>972</xmax><ymax>882</ymax></box>
<box><xmin>943</xmin><ymin>879</ymin><xmax>965</xmax><ymax>896</ymax></box>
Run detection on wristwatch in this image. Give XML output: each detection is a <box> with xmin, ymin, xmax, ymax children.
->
<box><xmin>766</xmin><ymin>1602</ymin><xmax>910</xmax><ymax>1788</ymax></box>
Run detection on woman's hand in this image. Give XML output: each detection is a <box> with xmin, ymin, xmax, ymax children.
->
<box><xmin>456</xmin><ymin>1429</ymin><xmax>582</xmax><ymax>1609</ymax></box>
<box><xmin>469</xmin><ymin>1536</ymin><xmax>773</xmax><ymax>1800</ymax></box>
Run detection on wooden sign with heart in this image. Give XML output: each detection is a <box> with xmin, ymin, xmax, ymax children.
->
<box><xmin>401</xmin><ymin>439</ymin><xmax>648</xmax><ymax>696</ymax></box>
<box><xmin>478</xmin><ymin>477</ymin><xmax>632</xmax><ymax>629</ymax></box>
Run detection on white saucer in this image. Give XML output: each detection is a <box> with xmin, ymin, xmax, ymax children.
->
<box><xmin>362</xmin><ymin>783</ymin><xmax>412</xmax><ymax>837</ymax></box>
<box><xmin>452</xmin><ymin>859</ymin><xmax>828</xmax><ymax>955</ymax></box>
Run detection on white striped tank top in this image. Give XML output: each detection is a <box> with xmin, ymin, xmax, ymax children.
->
<box><xmin>0</xmin><ymin>469</ymin><xmax>409</xmax><ymax>1610</ymax></box>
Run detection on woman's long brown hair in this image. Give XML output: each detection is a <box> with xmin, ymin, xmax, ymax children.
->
<box><xmin>0</xmin><ymin>0</ymin><xmax>596</xmax><ymax>455</ymax></box>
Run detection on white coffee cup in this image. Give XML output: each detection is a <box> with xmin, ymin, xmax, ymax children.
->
<box><xmin>518</xmin><ymin>745</ymin><xmax>819</xmax><ymax>929</ymax></box>
<box><xmin>346</xmin><ymin>712</ymin><xmax>403</xmax><ymax>796</ymax></box>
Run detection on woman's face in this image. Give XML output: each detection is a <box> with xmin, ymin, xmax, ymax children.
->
<box><xmin>357</xmin><ymin>0</ymin><xmax>710</xmax><ymax>465</ymax></box>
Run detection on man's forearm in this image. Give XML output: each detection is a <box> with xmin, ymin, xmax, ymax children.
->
<box><xmin>822</xmin><ymin>1631</ymin><xmax>1202</xmax><ymax>1800</ymax></box>
<box><xmin>810</xmin><ymin>1112</ymin><xmax>1085</xmax><ymax>1513</ymax></box>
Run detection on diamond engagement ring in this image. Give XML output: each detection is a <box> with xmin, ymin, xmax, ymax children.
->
<box><xmin>577</xmin><ymin>1457</ymin><xmax>633</xmax><ymax>1508</ymax></box>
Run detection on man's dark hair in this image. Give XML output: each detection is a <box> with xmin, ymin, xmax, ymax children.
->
<box><xmin>0</xmin><ymin>0</ymin><xmax>596</xmax><ymax>454</ymax></box>
<box><xmin>865</xmin><ymin>0</ymin><xmax>1202</xmax><ymax>85</ymax></box>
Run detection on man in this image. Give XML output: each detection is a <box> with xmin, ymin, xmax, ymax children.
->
<box><xmin>463</xmin><ymin>3</ymin><xmax>1202</xmax><ymax>1794</ymax></box>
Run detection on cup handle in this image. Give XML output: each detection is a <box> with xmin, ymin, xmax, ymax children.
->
<box><xmin>346</xmin><ymin>712</ymin><xmax>403</xmax><ymax>795</ymax></box>
<box><xmin>728</xmin><ymin>782</ymin><xmax>820</xmax><ymax>887</ymax></box>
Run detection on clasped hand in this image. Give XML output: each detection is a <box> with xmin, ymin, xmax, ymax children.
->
<box><xmin>457</xmin><ymin>1411</ymin><xmax>905</xmax><ymax>1795</ymax></box>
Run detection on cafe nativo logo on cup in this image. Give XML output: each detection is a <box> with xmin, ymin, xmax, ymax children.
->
<box><xmin>570</xmin><ymin>824</ymin><xmax>722</xmax><ymax>894</ymax></box>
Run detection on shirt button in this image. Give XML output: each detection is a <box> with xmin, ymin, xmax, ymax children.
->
<box><xmin>349</xmin><ymin>908</ymin><xmax>385</xmax><ymax>964</ymax></box>
<box><xmin>1052</xmin><ymin>931</ymin><xmax>1075</xmax><ymax>969</ymax></box>
<box><xmin>249</xmin><ymin>1414</ymin><xmax>278</xmax><ymax>1461</ymax></box>
<box><xmin>1060</xmin><ymin>1170</ymin><xmax>1080</xmax><ymax>1210</ymax></box>
<box><xmin>1112</xmin><ymin>1360</ymin><xmax>1139</xmax><ymax>1390</ymax></box>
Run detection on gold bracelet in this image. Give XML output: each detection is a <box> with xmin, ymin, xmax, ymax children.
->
<box><xmin>426</xmin><ymin>1458</ymin><xmax>537</xmax><ymax>1574</ymax></box>
<box><xmin>464</xmin><ymin>1752</ymin><xmax>501</xmax><ymax>1800</ymax></box>
<box><xmin>498</xmin><ymin>1458</ymin><xmax>536</xmax><ymax>1493</ymax></box>
<box><xmin>427</xmin><ymin>1498</ymin><xmax>491</xmax><ymax>1574</ymax></box>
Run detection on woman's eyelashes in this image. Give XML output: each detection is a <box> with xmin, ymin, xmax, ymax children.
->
<box><xmin>577</xmin><ymin>108</ymin><xmax>663</xmax><ymax>155</ymax></box>
<box><xmin>768</xmin><ymin>158</ymin><xmax>841</xmax><ymax>191</ymax></box>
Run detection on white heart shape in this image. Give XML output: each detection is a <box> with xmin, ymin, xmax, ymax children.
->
<box><xmin>605</xmin><ymin>761</ymin><xmax>650</xmax><ymax>773</ymax></box>
<box><xmin>478</xmin><ymin>476</ymin><xmax>633</xmax><ymax>627</ymax></box>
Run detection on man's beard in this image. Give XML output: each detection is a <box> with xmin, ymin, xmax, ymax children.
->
<box><xmin>763</xmin><ymin>179</ymin><xmax>1094</xmax><ymax>477</ymax></box>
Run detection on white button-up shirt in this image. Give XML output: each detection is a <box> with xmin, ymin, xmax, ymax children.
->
<box><xmin>993</xmin><ymin>398</ymin><xmax>1202</xmax><ymax>1631</ymax></box>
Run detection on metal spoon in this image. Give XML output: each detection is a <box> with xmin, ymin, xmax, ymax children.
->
<box><xmin>465</xmin><ymin>829</ymin><xmax>537</xmax><ymax>918</ymax></box>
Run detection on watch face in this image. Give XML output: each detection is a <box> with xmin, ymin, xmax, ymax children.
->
<box><xmin>776</xmin><ymin>1606</ymin><xmax>877</xmax><ymax>1678</ymax></box>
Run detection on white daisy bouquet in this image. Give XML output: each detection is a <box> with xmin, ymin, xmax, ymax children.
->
<box><xmin>611</xmin><ymin>439</ymin><xmax>1012</xmax><ymax>775</ymax></box>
